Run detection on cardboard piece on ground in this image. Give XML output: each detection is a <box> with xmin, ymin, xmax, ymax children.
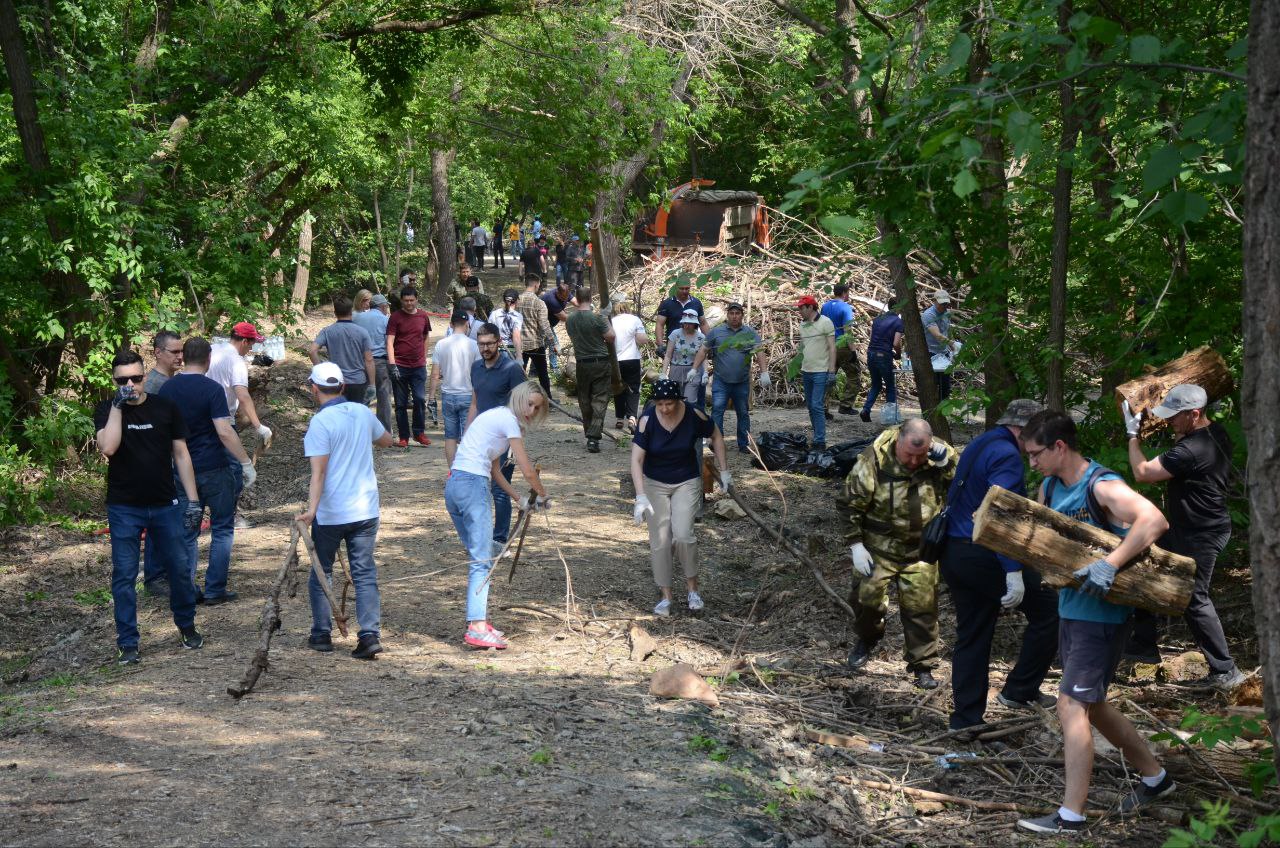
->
<box><xmin>649</xmin><ymin>663</ymin><xmax>720</xmax><ymax>707</ymax></box>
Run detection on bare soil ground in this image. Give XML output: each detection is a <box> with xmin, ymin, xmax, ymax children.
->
<box><xmin>0</xmin><ymin>291</ymin><xmax>1270</xmax><ymax>846</ymax></box>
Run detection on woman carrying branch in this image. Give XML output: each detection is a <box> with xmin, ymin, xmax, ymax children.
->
<box><xmin>630</xmin><ymin>379</ymin><xmax>730</xmax><ymax>616</ymax></box>
<box><xmin>445</xmin><ymin>380</ymin><xmax>550</xmax><ymax>649</ymax></box>
<box><xmin>660</xmin><ymin>309</ymin><xmax>706</xmax><ymax>407</ymax></box>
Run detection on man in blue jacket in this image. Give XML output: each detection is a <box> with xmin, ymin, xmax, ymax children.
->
<box><xmin>940</xmin><ymin>399</ymin><xmax>1060</xmax><ymax>731</ymax></box>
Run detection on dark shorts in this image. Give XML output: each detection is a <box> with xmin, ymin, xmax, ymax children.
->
<box><xmin>1058</xmin><ymin>617</ymin><xmax>1133</xmax><ymax>704</ymax></box>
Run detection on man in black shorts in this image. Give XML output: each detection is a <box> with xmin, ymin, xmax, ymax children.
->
<box><xmin>1122</xmin><ymin>384</ymin><xmax>1245</xmax><ymax>690</ymax></box>
<box><xmin>1015</xmin><ymin>411</ymin><xmax>1174</xmax><ymax>836</ymax></box>
<box><xmin>94</xmin><ymin>350</ymin><xmax>205</xmax><ymax>664</ymax></box>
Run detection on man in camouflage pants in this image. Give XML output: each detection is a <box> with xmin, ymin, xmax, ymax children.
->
<box><xmin>844</xmin><ymin>419</ymin><xmax>958</xmax><ymax>689</ymax></box>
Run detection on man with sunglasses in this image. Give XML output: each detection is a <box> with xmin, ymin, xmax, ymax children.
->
<box><xmin>95</xmin><ymin>350</ymin><xmax>205</xmax><ymax>665</ymax></box>
<box><xmin>1122</xmin><ymin>384</ymin><xmax>1245</xmax><ymax>690</ymax></box>
<box><xmin>143</xmin><ymin>331</ymin><xmax>183</xmax><ymax>395</ymax></box>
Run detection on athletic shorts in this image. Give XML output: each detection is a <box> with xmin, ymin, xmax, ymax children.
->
<box><xmin>1058</xmin><ymin>617</ymin><xmax>1132</xmax><ymax>704</ymax></box>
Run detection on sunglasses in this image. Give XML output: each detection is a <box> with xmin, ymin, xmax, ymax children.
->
<box><xmin>114</xmin><ymin>374</ymin><xmax>145</xmax><ymax>385</ymax></box>
<box><xmin>162</xmin><ymin>347</ymin><xmax>183</xmax><ymax>355</ymax></box>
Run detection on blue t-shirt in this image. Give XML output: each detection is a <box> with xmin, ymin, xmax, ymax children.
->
<box><xmin>1044</xmin><ymin>460</ymin><xmax>1133</xmax><ymax>624</ymax></box>
<box><xmin>158</xmin><ymin>373</ymin><xmax>232</xmax><ymax>474</ymax></box>
<box><xmin>353</xmin><ymin>309</ymin><xmax>388</xmax><ymax>357</ymax></box>
<box><xmin>470</xmin><ymin>355</ymin><xmax>527</xmax><ymax>414</ymax></box>
<box><xmin>656</xmin><ymin>296</ymin><xmax>704</xmax><ymax>331</ymax></box>
<box><xmin>921</xmin><ymin>305</ymin><xmax>951</xmax><ymax>356</ymax></box>
<box><xmin>303</xmin><ymin>398</ymin><xmax>385</xmax><ymax>525</ymax></box>
<box><xmin>820</xmin><ymin>299</ymin><xmax>855</xmax><ymax>339</ymax></box>
<box><xmin>868</xmin><ymin>311</ymin><xmax>904</xmax><ymax>355</ymax></box>
<box><xmin>633</xmin><ymin>402</ymin><xmax>715</xmax><ymax>485</ymax></box>
<box><xmin>542</xmin><ymin>290</ymin><xmax>571</xmax><ymax>327</ymax></box>
<box><xmin>945</xmin><ymin>426</ymin><xmax>1026</xmax><ymax>572</ymax></box>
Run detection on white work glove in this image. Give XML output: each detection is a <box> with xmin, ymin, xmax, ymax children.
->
<box><xmin>518</xmin><ymin>494</ymin><xmax>552</xmax><ymax>513</ymax></box>
<box><xmin>256</xmin><ymin>424</ymin><xmax>273</xmax><ymax>448</ymax></box>
<box><xmin>1001</xmin><ymin>570</ymin><xmax>1025</xmax><ymax>610</ymax></box>
<box><xmin>633</xmin><ymin>494</ymin><xmax>654</xmax><ymax>526</ymax></box>
<box><xmin>757</xmin><ymin>372</ymin><xmax>771</xmax><ymax>388</ymax></box>
<box><xmin>240</xmin><ymin>460</ymin><xmax>257</xmax><ymax>488</ymax></box>
<box><xmin>927</xmin><ymin>439</ymin><xmax>948</xmax><ymax>464</ymax></box>
<box><xmin>683</xmin><ymin>369</ymin><xmax>700</xmax><ymax>384</ymax></box>
<box><xmin>719</xmin><ymin>470</ymin><xmax>732</xmax><ymax>491</ymax></box>
<box><xmin>701</xmin><ymin>370</ymin><xmax>710</xmax><ymax>386</ymax></box>
<box><xmin>1122</xmin><ymin>399</ymin><xmax>1143</xmax><ymax>439</ymax></box>
<box><xmin>850</xmin><ymin>543</ymin><xmax>873</xmax><ymax>577</ymax></box>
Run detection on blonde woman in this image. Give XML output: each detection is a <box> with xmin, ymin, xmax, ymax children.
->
<box><xmin>445</xmin><ymin>380</ymin><xmax>550</xmax><ymax>649</ymax></box>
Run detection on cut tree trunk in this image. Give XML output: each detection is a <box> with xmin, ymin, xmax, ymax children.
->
<box><xmin>1113</xmin><ymin>345</ymin><xmax>1234</xmax><ymax>438</ymax></box>
<box><xmin>971</xmin><ymin>486</ymin><xmax>1194</xmax><ymax>615</ymax></box>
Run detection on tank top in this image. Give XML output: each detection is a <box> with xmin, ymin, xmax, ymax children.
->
<box><xmin>1044</xmin><ymin>460</ymin><xmax>1134</xmax><ymax>624</ymax></box>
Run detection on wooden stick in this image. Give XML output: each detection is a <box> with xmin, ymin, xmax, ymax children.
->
<box><xmin>228</xmin><ymin>524</ymin><xmax>301</xmax><ymax>699</ymax></box>
<box><xmin>548</xmin><ymin>398</ymin><xmax>627</xmax><ymax>444</ymax></box>
<box><xmin>294</xmin><ymin>519</ymin><xmax>349</xmax><ymax>637</ymax></box>
<box><xmin>834</xmin><ymin>775</ymin><xmax>1024</xmax><ymax>812</ymax></box>
<box><xmin>507</xmin><ymin>488</ymin><xmax>537</xmax><ymax>583</ymax></box>
<box><xmin>1119</xmin><ymin>698</ymin><xmax>1239</xmax><ymax>796</ymax></box>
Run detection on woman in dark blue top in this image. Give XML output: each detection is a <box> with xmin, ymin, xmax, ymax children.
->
<box><xmin>630</xmin><ymin>380</ymin><xmax>729</xmax><ymax>617</ymax></box>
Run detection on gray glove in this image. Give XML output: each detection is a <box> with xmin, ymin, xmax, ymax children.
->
<box><xmin>182</xmin><ymin>501</ymin><xmax>203</xmax><ymax>533</ymax></box>
<box><xmin>1072</xmin><ymin>559</ymin><xmax>1117</xmax><ymax>598</ymax></box>
<box><xmin>111</xmin><ymin>385</ymin><xmax>135</xmax><ymax>409</ymax></box>
<box><xmin>364</xmin><ymin>385</ymin><xmax>376</xmax><ymax>404</ymax></box>
<box><xmin>388</xmin><ymin>363</ymin><xmax>401</xmax><ymax>381</ymax></box>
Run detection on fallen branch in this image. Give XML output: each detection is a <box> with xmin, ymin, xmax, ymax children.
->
<box><xmin>548</xmin><ymin>398</ymin><xmax>627</xmax><ymax>444</ymax></box>
<box><xmin>228</xmin><ymin>524</ymin><xmax>302</xmax><ymax>699</ymax></box>
<box><xmin>1119</xmin><ymin>698</ymin><xmax>1239</xmax><ymax>796</ymax></box>
<box><xmin>835</xmin><ymin>775</ymin><xmax>1025</xmax><ymax>812</ymax></box>
<box><xmin>295</xmin><ymin>519</ymin><xmax>349</xmax><ymax>637</ymax></box>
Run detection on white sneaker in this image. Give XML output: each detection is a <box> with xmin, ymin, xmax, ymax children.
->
<box><xmin>653</xmin><ymin>599</ymin><xmax>671</xmax><ymax>617</ymax></box>
<box><xmin>687</xmin><ymin>591</ymin><xmax>704</xmax><ymax>611</ymax></box>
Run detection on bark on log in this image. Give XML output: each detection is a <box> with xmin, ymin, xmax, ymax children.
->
<box><xmin>228</xmin><ymin>524</ymin><xmax>302</xmax><ymax>699</ymax></box>
<box><xmin>1114</xmin><ymin>345</ymin><xmax>1234</xmax><ymax>438</ymax></box>
<box><xmin>971</xmin><ymin>486</ymin><xmax>1194</xmax><ymax>615</ymax></box>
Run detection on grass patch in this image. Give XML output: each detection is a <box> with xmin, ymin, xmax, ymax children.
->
<box><xmin>73</xmin><ymin>588</ymin><xmax>111</xmax><ymax>607</ymax></box>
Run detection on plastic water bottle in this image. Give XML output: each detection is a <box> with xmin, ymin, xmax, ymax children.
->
<box><xmin>901</xmin><ymin>352</ymin><xmax>911</xmax><ymax>373</ymax></box>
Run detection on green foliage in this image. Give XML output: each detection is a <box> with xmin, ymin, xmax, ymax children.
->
<box><xmin>72</xmin><ymin>588</ymin><xmax>112</xmax><ymax>607</ymax></box>
<box><xmin>688</xmin><ymin>734</ymin><xmax>733</xmax><ymax>762</ymax></box>
<box><xmin>529</xmin><ymin>748</ymin><xmax>553</xmax><ymax>766</ymax></box>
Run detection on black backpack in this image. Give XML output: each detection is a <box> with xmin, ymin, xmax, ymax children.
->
<box><xmin>1044</xmin><ymin>465</ymin><xmax>1119</xmax><ymax>532</ymax></box>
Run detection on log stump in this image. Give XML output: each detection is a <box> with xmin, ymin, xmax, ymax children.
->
<box><xmin>1114</xmin><ymin>346</ymin><xmax>1233</xmax><ymax>439</ymax></box>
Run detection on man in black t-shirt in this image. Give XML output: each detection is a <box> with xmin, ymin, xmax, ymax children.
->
<box><xmin>1123</xmin><ymin>384</ymin><xmax>1244</xmax><ymax>690</ymax></box>
<box><xmin>521</xmin><ymin>237</ymin><xmax>546</xmax><ymax>281</ymax></box>
<box><xmin>94</xmin><ymin>350</ymin><xmax>205</xmax><ymax>665</ymax></box>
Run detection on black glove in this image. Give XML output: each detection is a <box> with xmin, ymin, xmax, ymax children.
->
<box><xmin>927</xmin><ymin>440</ymin><xmax>948</xmax><ymax>463</ymax></box>
<box><xmin>111</xmin><ymin>385</ymin><xmax>135</xmax><ymax>409</ymax></box>
<box><xmin>183</xmin><ymin>501</ymin><xmax>203</xmax><ymax>533</ymax></box>
<box><xmin>388</xmin><ymin>363</ymin><xmax>401</xmax><ymax>381</ymax></box>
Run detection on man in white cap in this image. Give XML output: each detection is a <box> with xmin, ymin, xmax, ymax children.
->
<box><xmin>1122</xmin><ymin>384</ymin><xmax>1245</xmax><ymax>690</ymax></box>
<box><xmin>920</xmin><ymin>290</ymin><xmax>958</xmax><ymax>400</ymax></box>
<box><xmin>295</xmin><ymin>362</ymin><xmax>393</xmax><ymax>660</ymax></box>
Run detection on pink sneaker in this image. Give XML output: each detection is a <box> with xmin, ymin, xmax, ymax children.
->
<box><xmin>464</xmin><ymin>627</ymin><xmax>508</xmax><ymax>649</ymax></box>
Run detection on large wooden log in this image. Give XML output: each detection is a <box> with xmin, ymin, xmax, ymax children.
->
<box><xmin>1114</xmin><ymin>345</ymin><xmax>1233</xmax><ymax>439</ymax></box>
<box><xmin>971</xmin><ymin>486</ymin><xmax>1194</xmax><ymax>615</ymax></box>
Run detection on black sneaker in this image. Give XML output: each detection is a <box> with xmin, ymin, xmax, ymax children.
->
<box><xmin>859</xmin><ymin>410</ymin><xmax>871</xmax><ymax>422</ymax></box>
<box><xmin>351</xmin><ymin>634</ymin><xmax>383</xmax><ymax>660</ymax></box>
<box><xmin>143</xmin><ymin>580</ymin><xmax>170</xmax><ymax>599</ymax></box>
<box><xmin>997</xmin><ymin>691</ymin><xmax>1057</xmax><ymax>711</ymax></box>
<box><xmin>914</xmin><ymin>670</ymin><xmax>939</xmax><ymax>690</ymax></box>
<box><xmin>586</xmin><ymin>440</ymin><xmax>601</xmax><ymax>453</ymax></box>
<box><xmin>1118</xmin><ymin>772</ymin><xmax>1176</xmax><ymax>813</ymax></box>
<box><xmin>201</xmin><ymin>591</ymin><xmax>239</xmax><ymax>606</ymax></box>
<box><xmin>838</xmin><ymin>405</ymin><xmax>857</xmax><ymax>415</ymax></box>
<box><xmin>117</xmin><ymin>647</ymin><xmax>141</xmax><ymax>665</ymax></box>
<box><xmin>847</xmin><ymin>641</ymin><xmax>872</xmax><ymax>670</ymax></box>
<box><xmin>179</xmin><ymin>627</ymin><xmax>204</xmax><ymax>650</ymax></box>
<box><xmin>823</xmin><ymin>410</ymin><xmax>834</xmax><ymax>421</ymax></box>
<box><xmin>307</xmin><ymin>633</ymin><xmax>334</xmax><ymax>653</ymax></box>
<box><xmin>1017</xmin><ymin>812</ymin><xmax>1085</xmax><ymax>835</ymax></box>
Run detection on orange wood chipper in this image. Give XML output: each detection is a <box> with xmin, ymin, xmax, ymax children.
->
<box><xmin>631</xmin><ymin>179</ymin><xmax>771</xmax><ymax>261</ymax></box>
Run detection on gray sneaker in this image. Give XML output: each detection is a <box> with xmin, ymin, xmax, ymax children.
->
<box><xmin>997</xmin><ymin>691</ymin><xmax>1058</xmax><ymax>711</ymax></box>
<box><xmin>1184</xmin><ymin>667</ymin><xmax>1248</xmax><ymax>692</ymax></box>
<box><xmin>1016</xmin><ymin>813</ymin><xmax>1085</xmax><ymax>836</ymax></box>
<box><xmin>1118</xmin><ymin>772</ymin><xmax>1176</xmax><ymax>813</ymax></box>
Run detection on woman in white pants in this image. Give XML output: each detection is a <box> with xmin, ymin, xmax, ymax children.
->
<box><xmin>630</xmin><ymin>379</ymin><xmax>730</xmax><ymax>616</ymax></box>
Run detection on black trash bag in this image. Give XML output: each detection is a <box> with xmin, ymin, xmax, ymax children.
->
<box><xmin>752</xmin><ymin>431</ymin><xmax>811</xmax><ymax>472</ymax></box>
<box><xmin>251</xmin><ymin>353</ymin><xmax>275</xmax><ymax>367</ymax></box>
<box><xmin>805</xmin><ymin>438</ymin><xmax>874</xmax><ymax>479</ymax></box>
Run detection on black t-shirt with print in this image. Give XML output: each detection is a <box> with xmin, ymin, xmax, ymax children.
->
<box><xmin>94</xmin><ymin>394</ymin><xmax>187</xmax><ymax>507</ymax></box>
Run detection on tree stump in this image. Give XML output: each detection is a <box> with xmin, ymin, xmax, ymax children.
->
<box><xmin>971</xmin><ymin>486</ymin><xmax>1194</xmax><ymax>615</ymax></box>
<box><xmin>1114</xmin><ymin>346</ymin><xmax>1233</xmax><ymax>438</ymax></box>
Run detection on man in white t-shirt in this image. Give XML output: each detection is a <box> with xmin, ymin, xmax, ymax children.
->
<box><xmin>207</xmin><ymin>321</ymin><xmax>272</xmax><ymax>494</ymax></box>
<box><xmin>296</xmin><ymin>362</ymin><xmax>393</xmax><ymax>660</ymax></box>
<box><xmin>470</xmin><ymin>220</ymin><xmax>488</xmax><ymax>270</ymax></box>
<box><xmin>430</xmin><ymin>312</ymin><xmax>481</xmax><ymax>465</ymax></box>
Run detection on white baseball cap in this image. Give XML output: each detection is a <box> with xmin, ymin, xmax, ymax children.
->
<box><xmin>934</xmin><ymin>290</ymin><xmax>952</xmax><ymax>304</ymax></box>
<box><xmin>309</xmin><ymin>362</ymin><xmax>344</xmax><ymax>388</ymax></box>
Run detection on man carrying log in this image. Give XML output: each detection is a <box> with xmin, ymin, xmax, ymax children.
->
<box><xmin>844</xmin><ymin>419</ymin><xmax>958</xmax><ymax>690</ymax></box>
<box><xmin>1015</xmin><ymin>410</ymin><xmax>1174</xmax><ymax>836</ymax></box>
<box><xmin>295</xmin><ymin>363</ymin><xmax>394</xmax><ymax>659</ymax></box>
<box><xmin>940</xmin><ymin>399</ymin><xmax>1059</xmax><ymax>732</ymax></box>
<box><xmin>1122</xmin><ymin>384</ymin><xmax>1246</xmax><ymax>691</ymax></box>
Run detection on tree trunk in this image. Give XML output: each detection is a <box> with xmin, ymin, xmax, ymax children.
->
<box><xmin>290</xmin><ymin>212</ymin><xmax>313</xmax><ymax>320</ymax></box>
<box><xmin>1113</xmin><ymin>345</ymin><xmax>1234</xmax><ymax>437</ymax></box>
<box><xmin>971</xmin><ymin>486</ymin><xmax>1194</xmax><ymax>616</ymax></box>
<box><xmin>1045</xmin><ymin>0</ymin><xmax>1079</xmax><ymax>412</ymax></box>
<box><xmin>1244</xmin><ymin>0</ymin><xmax>1280</xmax><ymax>774</ymax></box>
<box><xmin>372</xmin><ymin>187</ymin><xmax>391</xmax><ymax>290</ymax></box>
<box><xmin>429</xmin><ymin>147</ymin><xmax>458</xmax><ymax>302</ymax></box>
<box><xmin>394</xmin><ymin>136</ymin><xmax>415</xmax><ymax>282</ymax></box>
<box><xmin>589</xmin><ymin>221</ymin><xmax>623</xmax><ymax>395</ymax></box>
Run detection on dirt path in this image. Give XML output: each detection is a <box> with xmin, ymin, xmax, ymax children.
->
<box><xmin>0</xmin><ymin>304</ymin><xmax>1262</xmax><ymax>846</ymax></box>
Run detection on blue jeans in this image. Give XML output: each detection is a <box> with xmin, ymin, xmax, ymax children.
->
<box><xmin>442</xmin><ymin>391</ymin><xmax>472</xmax><ymax>441</ymax></box>
<box><xmin>107</xmin><ymin>502</ymin><xmax>197</xmax><ymax>648</ymax></box>
<box><xmin>179</xmin><ymin>464</ymin><xmax>239</xmax><ymax>599</ymax></box>
<box><xmin>309</xmin><ymin>518</ymin><xmax>381</xmax><ymax>639</ymax></box>
<box><xmin>711</xmin><ymin>379</ymin><xmax>752</xmax><ymax>448</ymax></box>
<box><xmin>393</xmin><ymin>364</ymin><xmax>427</xmax><ymax>439</ymax></box>
<box><xmin>445</xmin><ymin>470</ymin><xmax>495</xmax><ymax>622</ymax></box>
<box><xmin>491</xmin><ymin>451</ymin><xmax>515</xmax><ymax>548</ymax></box>
<box><xmin>862</xmin><ymin>350</ymin><xmax>898</xmax><ymax>413</ymax></box>
<box><xmin>802</xmin><ymin>371</ymin><xmax>830</xmax><ymax>445</ymax></box>
<box><xmin>141</xmin><ymin>471</ymin><xmax>182</xmax><ymax>592</ymax></box>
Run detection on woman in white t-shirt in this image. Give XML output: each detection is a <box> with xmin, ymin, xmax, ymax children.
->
<box><xmin>610</xmin><ymin>299</ymin><xmax>650</xmax><ymax>432</ymax></box>
<box><xmin>444</xmin><ymin>380</ymin><xmax>549</xmax><ymax>649</ymax></box>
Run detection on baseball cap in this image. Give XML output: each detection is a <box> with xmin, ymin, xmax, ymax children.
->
<box><xmin>795</xmin><ymin>295</ymin><xmax>819</xmax><ymax>308</ymax></box>
<box><xmin>726</xmin><ymin>302</ymin><xmax>744</xmax><ymax>312</ymax></box>
<box><xmin>309</xmin><ymin>362</ymin><xmax>343</xmax><ymax>388</ymax></box>
<box><xmin>1152</xmin><ymin>384</ymin><xmax>1208</xmax><ymax>419</ymax></box>
<box><xmin>996</xmin><ymin>398</ymin><xmax>1044</xmax><ymax>427</ymax></box>
<box><xmin>371</xmin><ymin>294</ymin><xmax>390</xmax><ymax>307</ymax></box>
<box><xmin>232</xmin><ymin>321</ymin><xmax>265</xmax><ymax>342</ymax></box>
<box><xmin>934</xmin><ymin>290</ymin><xmax>952</xmax><ymax>304</ymax></box>
<box><xmin>571</xmin><ymin>234</ymin><xmax>580</xmax><ymax>241</ymax></box>
<box><xmin>679</xmin><ymin>309</ymin><xmax>700</xmax><ymax>324</ymax></box>
<box><xmin>465</xmin><ymin>277</ymin><xmax>480</xmax><ymax>288</ymax></box>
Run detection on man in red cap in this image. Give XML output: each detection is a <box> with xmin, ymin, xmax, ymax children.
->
<box><xmin>796</xmin><ymin>295</ymin><xmax>836</xmax><ymax>449</ymax></box>
<box><xmin>208</xmin><ymin>322</ymin><xmax>272</xmax><ymax>529</ymax></box>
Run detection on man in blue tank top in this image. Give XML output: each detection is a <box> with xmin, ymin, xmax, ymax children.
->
<box><xmin>1015</xmin><ymin>410</ymin><xmax>1175</xmax><ymax>836</ymax></box>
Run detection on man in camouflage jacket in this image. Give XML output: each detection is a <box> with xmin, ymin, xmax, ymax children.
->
<box><xmin>844</xmin><ymin>419</ymin><xmax>958</xmax><ymax>689</ymax></box>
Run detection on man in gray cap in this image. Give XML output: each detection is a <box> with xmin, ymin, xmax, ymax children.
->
<box><xmin>921</xmin><ymin>290</ymin><xmax>958</xmax><ymax>400</ymax></box>
<box><xmin>940</xmin><ymin>398</ymin><xmax>1060</xmax><ymax>730</ymax></box>
<box><xmin>1122</xmin><ymin>385</ymin><xmax>1244</xmax><ymax>690</ymax></box>
<box><xmin>354</xmin><ymin>292</ymin><xmax>393</xmax><ymax>433</ymax></box>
